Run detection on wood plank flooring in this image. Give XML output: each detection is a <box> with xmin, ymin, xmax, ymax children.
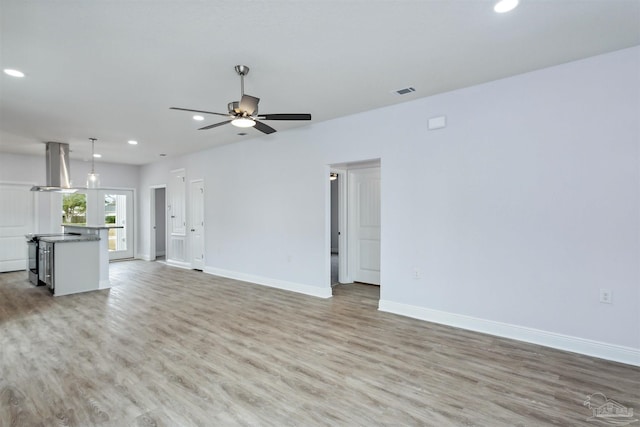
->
<box><xmin>1</xmin><ymin>260</ymin><xmax>638</xmax><ymax>426</ymax></box>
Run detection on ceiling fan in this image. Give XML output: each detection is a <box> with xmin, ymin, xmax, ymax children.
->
<box><xmin>171</xmin><ymin>65</ymin><xmax>311</xmax><ymax>135</ymax></box>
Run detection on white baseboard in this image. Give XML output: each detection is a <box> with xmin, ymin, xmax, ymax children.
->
<box><xmin>204</xmin><ymin>267</ymin><xmax>332</xmax><ymax>299</ymax></box>
<box><xmin>378</xmin><ymin>300</ymin><xmax>640</xmax><ymax>367</ymax></box>
<box><xmin>166</xmin><ymin>259</ymin><xmax>192</xmax><ymax>270</ymax></box>
<box><xmin>136</xmin><ymin>253</ymin><xmax>169</xmax><ymax>262</ymax></box>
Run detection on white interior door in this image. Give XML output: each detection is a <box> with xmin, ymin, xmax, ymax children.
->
<box><xmin>189</xmin><ymin>180</ymin><xmax>205</xmax><ymax>270</ymax></box>
<box><xmin>0</xmin><ymin>183</ymin><xmax>35</xmax><ymax>272</ymax></box>
<box><xmin>348</xmin><ymin>167</ymin><xmax>381</xmax><ymax>285</ymax></box>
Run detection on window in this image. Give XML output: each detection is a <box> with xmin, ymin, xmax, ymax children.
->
<box><xmin>62</xmin><ymin>193</ymin><xmax>87</xmax><ymax>225</ymax></box>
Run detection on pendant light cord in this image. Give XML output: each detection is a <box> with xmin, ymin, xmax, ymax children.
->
<box><xmin>89</xmin><ymin>138</ymin><xmax>97</xmax><ymax>173</ymax></box>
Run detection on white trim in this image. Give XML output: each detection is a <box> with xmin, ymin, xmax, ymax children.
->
<box><xmin>336</xmin><ymin>167</ymin><xmax>349</xmax><ymax>284</ymax></box>
<box><xmin>98</xmin><ymin>279</ymin><xmax>111</xmax><ymax>289</ymax></box>
<box><xmin>204</xmin><ymin>267</ymin><xmax>332</xmax><ymax>299</ymax></box>
<box><xmin>166</xmin><ymin>259</ymin><xmax>191</xmax><ymax>270</ymax></box>
<box><xmin>325</xmin><ymin>166</ymin><xmax>332</xmax><ymax>287</ymax></box>
<box><xmin>378</xmin><ymin>299</ymin><xmax>640</xmax><ymax>367</ymax></box>
<box><xmin>189</xmin><ymin>178</ymin><xmax>205</xmax><ymax>270</ymax></box>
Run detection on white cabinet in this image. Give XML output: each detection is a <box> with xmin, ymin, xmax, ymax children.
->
<box><xmin>62</xmin><ymin>225</ymin><xmax>121</xmax><ymax>289</ymax></box>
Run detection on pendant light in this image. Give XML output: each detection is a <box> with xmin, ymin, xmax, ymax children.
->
<box><xmin>86</xmin><ymin>138</ymin><xmax>100</xmax><ymax>188</ymax></box>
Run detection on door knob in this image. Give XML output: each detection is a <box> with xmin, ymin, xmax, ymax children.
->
<box><xmin>191</xmin><ymin>229</ymin><xmax>195</xmax><ymax>232</ymax></box>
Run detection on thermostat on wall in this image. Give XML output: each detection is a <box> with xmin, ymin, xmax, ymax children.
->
<box><xmin>428</xmin><ymin>116</ymin><xmax>446</xmax><ymax>130</ymax></box>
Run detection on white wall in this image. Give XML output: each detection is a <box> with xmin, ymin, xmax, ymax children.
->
<box><xmin>134</xmin><ymin>46</ymin><xmax>637</xmax><ymax>364</ymax></box>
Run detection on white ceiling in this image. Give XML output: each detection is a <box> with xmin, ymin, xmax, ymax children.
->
<box><xmin>1</xmin><ymin>0</ymin><xmax>639</xmax><ymax>165</ymax></box>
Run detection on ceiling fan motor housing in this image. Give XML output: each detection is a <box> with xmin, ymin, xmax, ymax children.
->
<box><xmin>228</xmin><ymin>101</ymin><xmax>256</xmax><ymax>116</ymax></box>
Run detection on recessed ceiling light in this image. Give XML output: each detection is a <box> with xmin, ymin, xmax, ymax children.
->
<box><xmin>193</xmin><ymin>115</ymin><xmax>205</xmax><ymax>121</ymax></box>
<box><xmin>4</xmin><ymin>69</ymin><xmax>25</xmax><ymax>78</ymax></box>
<box><xmin>93</xmin><ymin>153</ymin><xmax>102</xmax><ymax>158</ymax></box>
<box><xmin>128</xmin><ymin>140</ymin><xmax>138</xmax><ymax>145</ymax></box>
<box><xmin>494</xmin><ymin>0</ymin><xmax>519</xmax><ymax>13</ymax></box>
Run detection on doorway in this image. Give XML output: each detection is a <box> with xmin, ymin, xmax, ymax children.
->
<box><xmin>149</xmin><ymin>186</ymin><xmax>167</xmax><ymax>261</ymax></box>
<box><xmin>330</xmin><ymin>172</ymin><xmax>339</xmax><ymax>285</ymax></box>
<box><xmin>328</xmin><ymin>160</ymin><xmax>381</xmax><ymax>292</ymax></box>
<box><xmin>102</xmin><ymin>190</ymin><xmax>134</xmax><ymax>260</ymax></box>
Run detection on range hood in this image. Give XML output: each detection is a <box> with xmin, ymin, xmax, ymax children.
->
<box><xmin>31</xmin><ymin>142</ymin><xmax>77</xmax><ymax>193</ymax></box>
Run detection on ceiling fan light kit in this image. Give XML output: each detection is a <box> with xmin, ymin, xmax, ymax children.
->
<box><xmin>171</xmin><ymin>65</ymin><xmax>311</xmax><ymax>135</ymax></box>
<box><xmin>494</xmin><ymin>0</ymin><xmax>519</xmax><ymax>13</ymax></box>
<box><xmin>231</xmin><ymin>117</ymin><xmax>255</xmax><ymax>128</ymax></box>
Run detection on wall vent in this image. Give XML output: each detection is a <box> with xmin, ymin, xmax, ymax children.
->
<box><xmin>392</xmin><ymin>87</ymin><xmax>416</xmax><ymax>95</ymax></box>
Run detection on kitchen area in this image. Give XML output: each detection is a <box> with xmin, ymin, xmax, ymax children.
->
<box><xmin>17</xmin><ymin>142</ymin><xmax>130</xmax><ymax>297</ymax></box>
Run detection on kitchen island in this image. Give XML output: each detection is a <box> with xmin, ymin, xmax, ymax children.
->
<box><xmin>62</xmin><ymin>224</ymin><xmax>123</xmax><ymax>289</ymax></box>
<box><xmin>38</xmin><ymin>234</ymin><xmax>100</xmax><ymax>296</ymax></box>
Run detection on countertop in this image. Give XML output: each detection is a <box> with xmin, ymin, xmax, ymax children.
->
<box><xmin>62</xmin><ymin>224</ymin><xmax>124</xmax><ymax>230</ymax></box>
<box><xmin>38</xmin><ymin>235</ymin><xmax>101</xmax><ymax>243</ymax></box>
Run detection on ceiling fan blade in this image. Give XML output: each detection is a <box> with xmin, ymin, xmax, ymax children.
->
<box><xmin>170</xmin><ymin>107</ymin><xmax>230</xmax><ymax>117</ymax></box>
<box><xmin>259</xmin><ymin>113</ymin><xmax>311</xmax><ymax>121</ymax></box>
<box><xmin>253</xmin><ymin>120</ymin><xmax>277</xmax><ymax>134</ymax></box>
<box><xmin>198</xmin><ymin>120</ymin><xmax>232</xmax><ymax>130</ymax></box>
<box><xmin>239</xmin><ymin>95</ymin><xmax>260</xmax><ymax>115</ymax></box>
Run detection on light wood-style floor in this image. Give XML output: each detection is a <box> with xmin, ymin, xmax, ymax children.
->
<box><xmin>1</xmin><ymin>261</ymin><xmax>638</xmax><ymax>426</ymax></box>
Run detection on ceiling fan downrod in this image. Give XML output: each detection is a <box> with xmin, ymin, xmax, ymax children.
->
<box><xmin>235</xmin><ymin>65</ymin><xmax>249</xmax><ymax>97</ymax></box>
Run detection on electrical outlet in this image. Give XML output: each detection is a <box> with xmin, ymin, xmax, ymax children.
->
<box><xmin>599</xmin><ymin>288</ymin><xmax>612</xmax><ymax>304</ymax></box>
<box><xmin>413</xmin><ymin>268</ymin><xmax>420</xmax><ymax>279</ymax></box>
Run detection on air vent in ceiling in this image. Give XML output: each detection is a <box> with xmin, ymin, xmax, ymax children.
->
<box><xmin>392</xmin><ymin>87</ymin><xmax>416</xmax><ymax>95</ymax></box>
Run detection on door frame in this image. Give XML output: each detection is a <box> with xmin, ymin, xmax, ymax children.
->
<box><xmin>149</xmin><ymin>184</ymin><xmax>167</xmax><ymax>261</ymax></box>
<box><xmin>329</xmin><ymin>167</ymin><xmax>350</xmax><ymax>284</ymax></box>
<box><xmin>189</xmin><ymin>179</ymin><xmax>205</xmax><ymax>270</ymax></box>
<box><xmin>327</xmin><ymin>159</ymin><xmax>381</xmax><ymax>288</ymax></box>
